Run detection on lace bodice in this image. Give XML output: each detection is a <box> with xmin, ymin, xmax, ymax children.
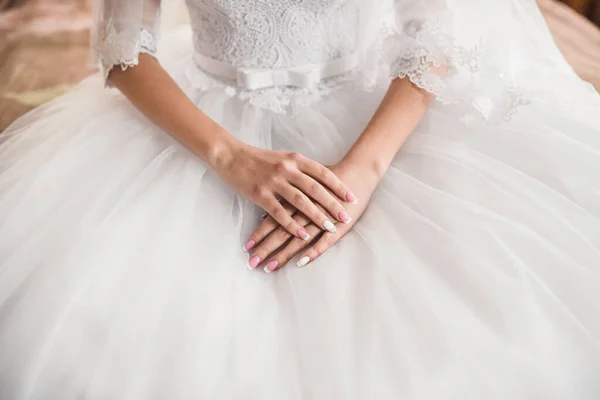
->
<box><xmin>186</xmin><ymin>0</ymin><xmax>362</xmax><ymax>70</ymax></box>
<box><xmin>91</xmin><ymin>0</ymin><xmax>599</xmax><ymax>123</ymax></box>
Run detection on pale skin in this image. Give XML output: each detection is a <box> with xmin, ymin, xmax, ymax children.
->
<box><xmin>109</xmin><ymin>54</ymin><xmax>434</xmax><ymax>272</ymax></box>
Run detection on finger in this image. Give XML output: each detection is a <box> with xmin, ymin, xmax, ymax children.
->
<box><xmin>261</xmin><ymin>196</ymin><xmax>312</xmax><ymax>242</ymax></box>
<box><xmin>265</xmin><ymin>223</ymin><xmax>323</xmax><ymax>273</ymax></box>
<box><xmin>278</xmin><ymin>184</ymin><xmax>337</xmax><ymax>234</ymax></box>
<box><xmin>298</xmin><ymin>158</ymin><xmax>358</xmax><ymax>205</ymax></box>
<box><xmin>291</xmin><ymin>172</ymin><xmax>353</xmax><ymax>226</ymax></box>
<box><xmin>295</xmin><ymin>231</ymin><xmax>342</xmax><ymax>268</ymax></box>
<box><xmin>245</xmin><ymin>198</ymin><xmax>333</xmax><ymax>256</ymax></box>
<box><xmin>244</xmin><ymin>201</ymin><xmax>296</xmax><ymax>252</ymax></box>
<box><xmin>250</xmin><ymin>212</ymin><xmax>313</xmax><ymax>271</ymax></box>
<box><xmin>248</xmin><ymin>200</ymin><xmax>334</xmax><ymax>256</ymax></box>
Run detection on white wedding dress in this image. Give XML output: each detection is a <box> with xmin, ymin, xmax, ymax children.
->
<box><xmin>1</xmin><ymin>0</ymin><xmax>600</xmax><ymax>398</ymax></box>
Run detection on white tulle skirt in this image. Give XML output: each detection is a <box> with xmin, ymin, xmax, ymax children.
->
<box><xmin>1</xmin><ymin>29</ymin><xmax>600</xmax><ymax>400</ymax></box>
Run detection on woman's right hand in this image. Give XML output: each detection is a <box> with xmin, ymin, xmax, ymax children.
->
<box><xmin>211</xmin><ymin>139</ymin><xmax>358</xmax><ymax>241</ymax></box>
<box><xmin>107</xmin><ymin>56</ymin><xmax>354</xmax><ymax>240</ymax></box>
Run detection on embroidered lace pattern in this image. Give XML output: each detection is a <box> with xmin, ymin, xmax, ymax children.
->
<box><xmin>186</xmin><ymin>0</ymin><xmax>360</xmax><ymax>69</ymax></box>
<box><xmin>182</xmin><ymin>0</ymin><xmax>365</xmax><ymax>113</ymax></box>
<box><xmin>95</xmin><ymin>26</ymin><xmax>158</xmax><ymax>85</ymax></box>
<box><xmin>381</xmin><ymin>15</ymin><xmax>529</xmax><ymax>125</ymax></box>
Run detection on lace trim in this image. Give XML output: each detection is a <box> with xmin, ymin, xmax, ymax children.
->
<box><xmin>380</xmin><ymin>17</ymin><xmax>529</xmax><ymax>125</ymax></box>
<box><xmin>95</xmin><ymin>27</ymin><xmax>158</xmax><ymax>86</ymax></box>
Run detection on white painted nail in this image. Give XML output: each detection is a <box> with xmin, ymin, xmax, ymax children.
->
<box><xmin>323</xmin><ymin>220</ymin><xmax>336</xmax><ymax>233</ymax></box>
<box><xmin>297</xmin><ymin>256</ymin><xmax>310</xmax><ymax>268</ymax></box>
<box><xmin>301</xmin><ymin>232</ymin><xmax>311</xmax><ymax>241</ymax></box>
<box><xmin>263</xmin><ymin>265</ymin><xmax>272</xmax><ymax>274</ymax></box>
<box><xmin>242</xmin><ymin>245</ymin><xmax>248</xmax><ymax>253</ymax></box>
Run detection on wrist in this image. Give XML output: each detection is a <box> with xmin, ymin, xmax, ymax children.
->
<box><xmin>205</xmin><ymin>133</ymin><xmax>242</xmax><ymax>172</ymax></box>
<box><xmin>191</xmin><ymin>123</ymin><xmax>242</xmax><ymax>171</ymax></box>
<box><xmin>339</xmin><ymin>152</ymin><xmax>390</xmax><ymax>181</ymax></box>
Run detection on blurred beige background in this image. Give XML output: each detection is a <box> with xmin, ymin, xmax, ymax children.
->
<box><xmin>0</xmin><ymin>0</ymin><xmax>599</xmax><ymax>131</ymax></box>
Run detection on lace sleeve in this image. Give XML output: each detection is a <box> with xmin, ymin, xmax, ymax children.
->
<box><xmin>91</xmin><ymin>0</ymin><xmax>162</xmax><ymax>86</ymax></box>
<box><xmin>377</xmin><ymin>0</ymin><xmax>531</xmax><ymax>124</ymax></box>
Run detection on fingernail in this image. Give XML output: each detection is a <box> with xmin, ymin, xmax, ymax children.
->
<box><xmin>264</xmin><ymin>260</ymin><xmax>279</xmax><ymax>273</ymax></box>
<box><xmin>297</xmin><ymin>256</ymin><xmax>310</xmax><ymax>268</ymax></box>
<box><xmin>323</xmin><ymin>220</ymin><xmax>336</xmax><ymax>233</ymax></box>
<box><xmin>298</xmin><ymin>228</ymin><xmax>311</xmax><ymax>241</ymax></box>
<box><xmin>243</xmin><ymin>239</ymin><xmax>256</xmax><ymax>253</ymax></box>
<box><xmin>346</xmin><ymin>192</ymin><xmax>358</xmax><ymax>205</ymax></box>
<box><xmin>338</xmin><ymin>211</ymin><xmax>352</xmax><ymax>224</ymax></box>
<box><xmin>248</xmin><ymin>256</ymin><xmax>261</xmax><ymax>270</ymax></box>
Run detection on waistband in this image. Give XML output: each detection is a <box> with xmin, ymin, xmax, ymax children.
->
<box><xmin>194</xmin><ymin>53</ymin><xmax>360</xmax><ymax>91</ymax></box>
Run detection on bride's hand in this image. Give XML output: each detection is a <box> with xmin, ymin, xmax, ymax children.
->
<box><xmin>213</xmin><ymin>140</ymin><xmax>358</xmax><ymax>240</ymax></box>
<box><xmin>243</xmin><ymin>161</ymin><xmax>381</xmax><ymax>272</ymax></box>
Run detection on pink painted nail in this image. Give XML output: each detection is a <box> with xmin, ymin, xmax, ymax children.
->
<box><xmin>346</xmin><ymin>192</ymin><xmax>358</xmax><ymax>205</ymax></box>
<box><xmin>248</xmin><ymin>256</ymin><xmax>261</xmax><ymax>270</ymax></box>
<box><xmin>243</xmin><ymin>239</ymin><xmax>256</xmax><ymax>253</ymax></box>
<box><xmin>298</xmin><ymin>228</ymin><xmax>311</xmax><ymax>241</ymax></box>
<box><xmin>264</xmin><ymin>260</ymin><xmax>279</xmax><ymax>273</ymax></box>
<box><xmin>338</xmin><ymin>211</ymin><xmax>352</xmax><ymax>224</ymax></box>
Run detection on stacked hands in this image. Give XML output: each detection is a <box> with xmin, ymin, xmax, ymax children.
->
<box><xmin>215</xmin><ymin>141</ymin><xmax>381</xmax><ymax>273</ymax></box>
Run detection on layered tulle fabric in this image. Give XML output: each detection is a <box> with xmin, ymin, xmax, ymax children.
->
<box><xmin>1</xmin><ymin>27</ymin><xmax>600</xmax><ymax>398</ymax></box>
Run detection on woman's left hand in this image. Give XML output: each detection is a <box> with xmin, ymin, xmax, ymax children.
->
<box><xmin>243</xmin><ymin>160</ymin><xmax>381</xmax><ymax>273</ymax></box>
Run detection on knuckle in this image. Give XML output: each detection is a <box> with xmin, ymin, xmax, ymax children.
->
<box><xmin>319</xmin><ymin>166</ymin><xmax>330</xmax><ymax>180</ymax></box>
<box><xmin>287</xmin><ymin>152</ymin><xmax>303</xmax><ymax>162</ymax></box>
<box><xmin>325</xmin><ymin>234</ymin><xmax>337</xmax><ymax>246</ymax></box>
<box><xmin>251</xmin><ymin>184</ymin><xmax>264</xmax><ymax>198</ymax></box>
<box><xmin>248</xmin><ymin>231</ymin><xmax>261</xmax><ymax>242</ymax></box>
<box><xmin>314</xmin><ymin>245</ymin><xmax>325</xmax><ymax>257</ymax></box>
<box><xmin>284</xmin><ymin>220</ymin><xmax>297</xmax><ymax>232</ymax></box>
<box><xmin>257</xmin><ymin>193</ymin><xmax>270</xmax><ymax>204</ymax></box>
<box><xmin>292</xmin><ymin>193</ymin><xmax>305</xmax><ymax>206</ymax></box>
<box><xmin>274</xmin><ymin>161</ymin><xmax>286</xmax><ymax>173</ymax></box>
<box><xmin>308</xmin><ymin>181</ymin><xmax>320</xmax><ymax>195</ymax></box>
<box><xmin>328</xmin><ymin>198</ymin><xmax>339</xmax><ymax>210</ymax></box>
<box><xmin>268</xmin><ymin>172</ymin><xmax>282</xmax><ymax>186</ymax></box>
<box><xmin>314</xmin><ymin>210</ymin><xmax>327</xmax><ymax>222</ymax></box>
<box><xmin>275</xmin><ymin>160</ymin><xmax>293</xmax><ymax>174</ymax></box>
<box><xmin>271</xmin><ymin>207</ymin><xmax>284</xmax><ymax>220</ymax></box>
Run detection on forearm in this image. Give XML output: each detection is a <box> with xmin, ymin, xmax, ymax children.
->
<box><xmin>341</xmin><ymin>77</ymin><xmax>435</xmax><ymax>178</ymax></box>
<box><xmin>108</xmin><ymin>54</ymin><xmax>238</xmax><ymax>168</ymax></box>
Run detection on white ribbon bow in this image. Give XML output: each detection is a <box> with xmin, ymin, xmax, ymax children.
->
<box><xmin>236</xmin><ymin>66</ymin><xmax>322</xmax><ymax>90</ymax></box>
